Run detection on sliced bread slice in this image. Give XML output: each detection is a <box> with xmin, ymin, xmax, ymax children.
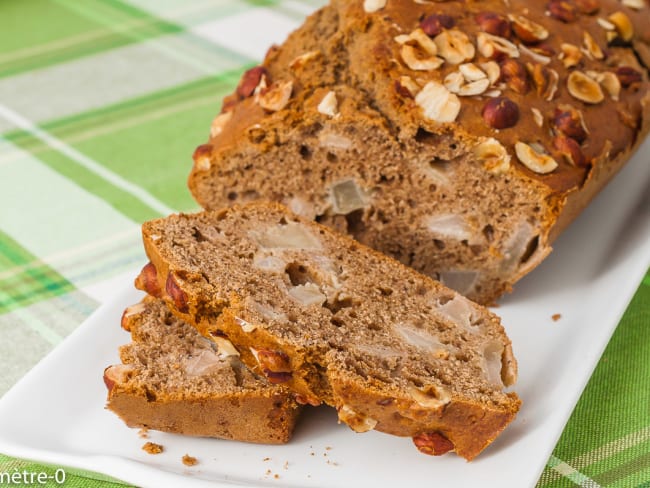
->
<box><xmin>104</xmin><ymin>296</ymin><xmax>301</xmax><ymax>444</ymax></box>
<box><xmin>136</xmin><ymin>203</ymin><xmax>520</xmax><ymax>460</ymax></box>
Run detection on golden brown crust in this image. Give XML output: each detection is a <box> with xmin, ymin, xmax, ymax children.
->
<box><xmin>107</xmin><ymin>390</ymin><xmax>299</xmax><ymax>445</ymax></box>
<box><xmin>187</xmin><ymin>1</ymin><xmax>650</xmax><ymax>304</ymax></box>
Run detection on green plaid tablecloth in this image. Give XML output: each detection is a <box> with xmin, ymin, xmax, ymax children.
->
<box><xmin>0</xmin><ymin>1</ymin><xmax>648</xmax><ymax>486</ymax></box>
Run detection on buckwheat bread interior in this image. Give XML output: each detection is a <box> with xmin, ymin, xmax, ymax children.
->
<box><xmin>136</xmin><ymin>203</ymin><xmax>521</xmax><ymax>460</ymax></box>
<box><xmin>188</xmin><ymin>0</ymin><xmax>650</xmax><ymax>304</ymax></box>
<box><xmin>103</xmin><ymin>296</ymin><xmax>301</xmax><ymax>444</ymax></box>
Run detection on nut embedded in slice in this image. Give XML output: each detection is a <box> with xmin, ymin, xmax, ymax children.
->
<box><xmin>317</xmin><ymin>91</ymin><xmax>339</xmax><ymax>117</ymax></box>
<box><xmin>582</xmin><ymin>32</ymin><xmax>604</xmax><ymax>60</ymax></box>
<box><xmin>515</xmin><ymin>142</ymin><xmax>559</xmax><ymax>174</ymax></box>
<box><xmin>337</xmin><ymin>404</ymin><xmax>378</xmax><ymax>433</ymax></box>
<box><xmin>289</xmin><ymin>50</ymin><xmax>321</xmax><ymax>70</ymax></box>
<box><xmin>559</xmin><ymin>43</ymin><xmax>583</xmax><ymax>68</ymax></box>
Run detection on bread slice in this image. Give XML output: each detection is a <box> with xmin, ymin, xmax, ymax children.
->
<box><xmin>136</xmin><ymin>203</ymin><xmax>520</xmax><ymax>460</ymax></box>
<box><xmin>103</xmin><ymin>296</ymin><xmax>301</xmax><ymax>444</ymax></box>
<box><xmin>187</xmin><ymin>0</ymin><xmax>650</xmax><ymax>304</ymax></box>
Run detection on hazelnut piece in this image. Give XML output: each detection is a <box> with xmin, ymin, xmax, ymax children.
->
<box><xmin>420</xmin><ymin>13</ymin><xmax>455</xmax><ymax>37</ymax></box>
<box><xmin>482</xmin><ymin>97</ymin><xmax>520</xmax><ymax>129</ymax></box>
<box><xmin>413</xmin><ymin>431</ymin><xmax>455</xmax><ymax>456</ymax></box>
<box><xmin>567</xmin><ymin>71</ymin><xmax>604</xmax><ymax>104</ymax></box>
<box><xmin>499</xmin><ymin>58</ymin><xmax>530</xmax><ymax>94</ymax></box>
<box><xmin>236</xmin><ymin>66</ymin><xmax>267</xmax><ymax>98</ymax></box>
<box><xmin>509</xmin><ymin>14</ymin><xmax>549</xmax><ymax>44</ymax></box>
<box><xmin>553</xmin><ymin>105</ymin><xmax>588</xmax><ymax>143</ymax></box>
<box><xmin>515</xmin><ymin>142</ymin><xmax>559</xmax><ymax>174</ymax></box>
<box><xmin>547</xmin><ymin>1</ymin><xmax>578</xmax><ymax>22</ymax></box>
<box><xmin>475</xmin><ymin>11</ymin><xmax>512</xmax><ymax>38</ymax></box>
<box><xmin>574</xmin><ymin>0</ymin><xmax>599</xmax><ymax>14</ymax></box>
<box><xmin>608</xmin><ymin>12</ymin><xmax>634</xmax><ymax>42</ymax></box>
<box><xmin>166</xmin><ymin>272</ymin><xmax>189</xmax><ymax>313</ymax></box>
<box><xmin>616</xmin><ymin>66</ymin><xmax>643</xmax><ymax>87</ymax></box>
<box><xmin>553</xmin><ymin>134</ymin><xmax>587</xmax><ymax>167</ymax></box>
<box><xmin>135</xmin><ymin>262</ymin><xmax>162</xmax><ymax>298</ymax></box>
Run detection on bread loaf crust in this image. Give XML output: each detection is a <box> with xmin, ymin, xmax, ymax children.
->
<box><xmin>188</xmin><ymin>0</ymin><xmax>650</xmax><ymax>304</ymax></box>
<box><xmin>137</xmin><ymin>203</ymin><xmax>521</xmax><ymax>460</ymax></box>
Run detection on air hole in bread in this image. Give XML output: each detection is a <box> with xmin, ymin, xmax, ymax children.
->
<box><xmin>326</xmin><ymin>152</ymin><xmax>338</xmax><ymax>163</ymax></box>
<box><xmin>414</xmin><ymin>127</ymin><xmax>439</xmax><ymax>145</ymax></box>
<box><xmin>227</xmin><ymin>191</ymin><xmax>238</xmax><ymax>201</ymax></box>
<box><xmin>299</xmin><ymin>145</ymin><xmax>312</xmax><ymax>160</ymax></box>
<box><xmin>482</xmin><ymin>224</ymin><xmax>495</xmax><ymax>242</ymax></box>
<box><xmin>519</xmin><ymin>235</ymin><xmax>539</xmax><ymax>265</ymax></box>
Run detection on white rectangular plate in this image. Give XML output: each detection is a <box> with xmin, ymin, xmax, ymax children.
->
<box><xmin>1</xmin><ymin>139</ymin><xmax>649</xmax><ymax>488</ymax></box>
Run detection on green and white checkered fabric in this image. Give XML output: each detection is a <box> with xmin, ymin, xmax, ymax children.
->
<box><xmin>0</xmin><ymin>1</ymin><xmax>647</xmax><ymax>486</ymax></box>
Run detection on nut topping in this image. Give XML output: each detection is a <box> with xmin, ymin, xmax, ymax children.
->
<box><xmin>590</xmin><ymin>71</ymin><xmax>621</xmax><ymax>100</ymax></box>
<box><xmin>256</xmin><ymin>80</ymin><xmax>293</xmax><ymax>112</ymax></box>
<box><xmin>434</xmin><ymin>30</ymin><xmax>475</xmax><ymax>64</ymax></box>
<box><xmin>396</xmin><ymin>75</ymin><xmax>420</xmax><ymax>97</ymax></box>
<box><xmin>554</xmin><ymin>105</ymin><xmax>588</xmax><ymax>143</ymax></box>
<box><xmin>531</xmin><ymin>107</ymin><xmax>544</xmax><ymax>127</ymax></box>
<box><xmin>608</xmin><ymin>11</ymin><xmax>634</xmax><ymax>42</ymax></box>
<box><xmin>509</xmin><ymin>14</ymin><xmax>549</xmax><ymax>44</ymax></box>
<box><xmin>237</xmin><ymin>66</ymin><xmax>267</xmax><ymax>98</ymax></box>
<box><xmin>400</xmin><ymin>44</ymin><xmax>444</xmax><ymax>70</ymax></box>
<box><xmin>475</xmin><ymin>11</ymin><xmax>512</xmax><ymax>38</ymax></box>
<box><xmin>166</xmin><ymin>272</ymin><xmax>189</xmax><ymax>313</ymax></box>
<box><xmin>622</xmin><ymin>0</ymin><xmax>645</xmax><ymax>9</ymax></box>
<box><xmin>530</xmin><ymin>64</ymin><xmax>559</xmax><ymax>101</ymax></box>
<box><xmin>413</xmin><ymin>431</ymin><xmax>455</xmax><ymax>456</ymax></box>
<box><xmin>289</xmin><ymin>50</ymin><xmax>321</xmax><ymax>70</ymax></box>
<box><xmin>192</xmin><ymin>144</ymin><xmax>212</xmax><ymax>172</ymax></box>
<box><xmin>515</xmin><ymin>142</ymin><xmax>559</xmax><ymax>174</ymax></box>
<box><xmin>559</xmin><ymin>43</ymin><xmax>583</xmax><ymax>68</ymax></box>
<box><xmin>473</xmin><ymin>137</ymin><xmax>511</xmax><ymax>174</ymax></box>
<box><xmin>477</xmin><ymin>32</ymin><xmax>520</xmax><ymax>59</ymax></box>
<box><xmin>616</xmin><ymin>66</ymin><xmax>643</xmax><ymax>87</ymax></box>
<box><xmin>500</xmin><ymin>58</ymin><xmax>530</xmax><ymax>94</ymax></box>
<box><xmin>574</xmin><ymin>0</ymin><xmax>599</xmax><ymax>14</ymax></box>
<box><xmin>363</xmin><ymin>0</ymin><xmax>386</xmax><ymax>12</ymax></box>
<box><xmin>482</xmin><ymin>97</ymin><xmax>520</xmax><ymax>129</ymax></box>
<box><xmin>567</xmin><ymin>71</ymin><xmax>604</xmax><ymax>103</ymax></box>
<box><xmin>480</xmin><ymin>61</ymin><xmax>501</xmax><ymax>84</ymax></box>
<box><xmin>582</xmin><ymin>31</ymin><xmax>604</xmax><ymax>60</ymax></box>
<box><xmin>415</xmin><ymin>81</ymin><xmax>461</xmax><ymax>123</ymax></box>
<box><xmin>210</xmin><ymin>111</ymin><xmax>232</xmax><ymax>138</ymax></box>
<box><xmin>420</xmin><ymin>13</ymin><xmax>455</xmax><ymax>37</ymax></box>
<box><xmin>547</xmin><ymin>1</ymin><xmax>578</xmax><ymax>22</ymax></box>
<box><xmin>317</xmin><ymin>91</ymin><xmax>339</xmax><ymax>117</ymax></box>
<box><xmin>445</xmin><ymin>65</ymin><xmax>490</xmax><ymax>96</ymax></box>
<box><xmin>553</xmin><ymin>134</ymin><xmax>587</xmax><ymax>167</ymax></box>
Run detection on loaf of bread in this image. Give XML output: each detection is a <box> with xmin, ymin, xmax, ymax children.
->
<box><xmin>188</xmin><ymin>0</ymin><xmax>650</xmax><ymax>304</ymax></box>
<box><xmin>135</xmin><ymin>203</ymin><xmax>520</xmax><ymax>460</ymax></box>
<box><xmin>103</xmin><ymin>296</ymin><xmax>301</xmax><ymax>444</ymax></box>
